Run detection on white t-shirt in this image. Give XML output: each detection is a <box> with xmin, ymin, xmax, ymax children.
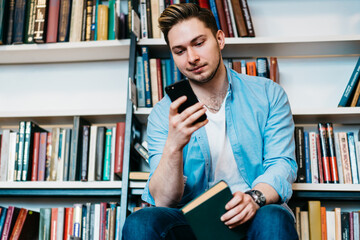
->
<box><xmin>205</xmin><ymin>95</ymin><xmax>249</xmax><ymax>193</ymax></box>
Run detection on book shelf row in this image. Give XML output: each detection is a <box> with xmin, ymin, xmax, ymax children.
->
<box><xmin>0</xmin><ymin>118</ymin><xmax>126</xmax><ymax>182</ymax></box>
<box><xmin>295</xmin><ymin>124</ymin><xmax>360</xmax><ymax>185</ymax></box>
<box><xmin>135</xmin><ymin>46</ymin><xmax>279</xmax><ymax>108</ymax></box>
<box><xmin>0</xmin><ymin>202</ymin><xmax>121</xmax><ymax>240</ymax></box>
<box><xmin>138</xmin><ymin>0</ymin><xmax>255</xmax><ymax>39</ymax></box>
<box><xmin>0</xmin><ymin>0</ymin><xmax>129</xmax><ymax>46</ymax></box>
<box><xmin>293</xmin><ymin>200</ymin><xmax>360</xmax><ymax>240</ymax></box>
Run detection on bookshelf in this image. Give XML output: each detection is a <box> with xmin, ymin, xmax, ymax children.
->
<box><xmin>1</xmin><ymin>0</ymin><xmax>359</xmax><ymax>238</ymax></box>
<box><xmin>130</xmin><ymin>0</ymin><xmax>360</xmax><ymax>222</ymax></box>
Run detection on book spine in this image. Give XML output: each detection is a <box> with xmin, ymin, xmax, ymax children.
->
<box><xmin>57</xmin><ymin>0</ymin><xmax>72</xmax><ymax>42</ymax></box>
<box><xmin>56</xmin><ymin>129</ymin><xmax>66</xmax><ymax>181</ymax></box>
<box><xmin>80</xmin><ymin>0</ymin><xmax>87</xmax><ymax>41</ymax></box>
<box><xmin>13</xmin><ymin>0</ymin><xmax>27</xmax><ymax>44</ymax></box>
<box><xmin>16</xmin><ymin>121</ymin><xmax>26</xmax><ymax>181</ymax></box>
<box><xmin>34</xmin><ymin>0</ymin><xmax>48</xmax><ymax>43</ymax></box>
<box><xmin>214</xmin><ymin>0</ymin><xmax>229</xmax><ymax>37</ymax></box>
<box><xmin>136</xmin><ymin>55</ymin><xmax>146</xmax><ymax>107</ymax></box>
<box><xmin>338</xmin><ymin>132</ymin><xmax>353</xmax><ymax>184</ymax></box>
<box><xmin>142</xmin><ymin>47</ymin><xmax>152</xmax><ymax>107</ymax></box>
<box><xmin>269</xmin><ymin>57</ymin><xmax>279</xmax><ymax>83</ymax></box>
<box><xmin>63</xmin><ymin>207</ymin><xmax>74</xmax><ymax>240</ymax></box>
<box><xmin>69</xmin><ymin>0</ymin><xmax>84</xmax><ymax>42</ymax></box>
<box><xmin>96</xmin><ymin>4</ymin><xmax>108</xmax><ymax>40</ymax></box>
<box><xmin>5</xmin><ymin>0</ymin><xmax>15</xmax><ymax>44</ymax></box>
<box><xmin>114</xmin><ymin>122</ymin><xmax>125</xmax><ymax>177</ymax></box>
<box><xmin>326</xmin><ymin>122</ymin><xmax>339</xmax><ymax>183</ymax></box>
<box><xmin>46</xmin><ymin>0</ymin><xmax>60</xmax><ymax>43</ymax></box>
<box><xmin>102</xmin><ymin>128</ymin><xmax>112</xmax><ymax>181</ymax></box>
<box><xmin>44</xmin><ymin>132</ymin><xmax>52</xmax><ymax>181</ymax></box>
<box><xmin>49</xmin><ymin>128</ymin><xmax>60</xmax><ymax>181</ymax></box>
<box><xmin>222</xmin><ymin>0</ymin><xmax>234</xmax><ymax>37</ymax></box>
<box><xmin>0</xmin><ymin>0</ymin><xmax>8</xmax><ymax>44</ymax></box>
<box><xmin>31</xmin><ymin>132</ymin><xmax>41</xmax><ymax>181</ymax></box>
<box><xmin>246</xmin><ymin>61</ymin><xmax>256</xmax><ymax>76</ymax></box>
<box><xmin>335</xmin><ymin>132</ymin><xmax>344</xmax><ymax>183</ymax></box>
<box><xmin>95</xmin><ymin>127</ymin><xmax>105</xmax><ymax>181</ymax></box>
<box><xmin>85</xmin><ymin>0</ymin><xmax>93</xmax><ymax>41</ymax></box>
<box><xmin>320</xmin><ymin>207</ymin><xmax>327</xmax><ymax>240</ymax></box>
<box><xmin>90</xmin><ymin>0</ymin><xmax>97</xmax><ymax>40</ymax></box>
<box><xmin>69</xmin><ymin>117</ymin><xmax>80</xmax><ymax>181</ymax></box>
<box><xmin>239</xmin><ymin>0</ymin><xmax>255</xmax><ymax>37</ymax></box>
<box><xmin>230</xmin><ymin>0</ymin><xmax>247</xmax><ymax>37</ymax></box>
<box><xmin>208</xmin><ymin>0</ymin><xmax>221</xmax><ymax>30</ymax></box>
<box><xmin>304</xmin><ymin>132</ymin><xmax>311</xmax><ymax>183</ymax></box>
<box><xmin>24</xmin><ymin>0</ymin><xmax>37</xmax><ymax>43</ymax></box>
<box><xmin>139</xmin><ymin>0</ymin><xmax>147</xmax><ymax>38</ymax></box>
<box><xmin>318</xmin><ymin>123</ymin><xmax>332</xmax><ymax>183</ymax></box>
<box><xmin>309</xmin><ymin>132</ymin><xmax>319</xmax><ymax>183</ymax></box>
<box><xmin>22</xmin><ymin>121</ymin><xmax>33</xmax><ymax>181</ymax></box>
<box><xmin>308</xmin><ymin>201</ymin><xmax>321</xmax><ymax>240</ymax></box>
<box><xmin>150</xmin><ymin>0</ymin><xmax>160</xmax><ymax>38</ymax></box>
<box><xmin>338</xmin><ymin>57</ymin><xmax>360</xmax><ymax>107</ymax></box>
<box><xmin>341</xmin><ymin>212</ymin><xmax>350</xmax><ymax>240</ymax></box>
<box><xmin>7</xmin><ymin>132</ymin><xmax>18</xmax><ymax>182</ymax></box>
<box><xmin>256</xmin><ymin>57</ymin><xmax>269</xmax><ymax>78</ymax></box>
<box><xmin>347</xmin><ymin>132</ymin><xmax>359</xmax><ymax>184</ymax></box>
<box><xmin>88</xmin><ymin>126</ymin><xmax>98</xmax><ymax>181</ymax></box>
<box><xmin>81</xmin><ymin>125</ymin><xmax>90</xmax><ymax>181</ymax></box>
<box><xmin>108</xmin><ymin>0</ymin><xmax>115</xmax><ymax>40</ymax></box>
<box><xmin>50</xmin><ymin>208</ymin><xmax>58</xmax><ymax>240</ymax></box>
<box><xmin>0</xmin><ymin>130</ymin><xmax>10</xmax><ymax>181</ymax></box>
<box><xmin>156</xmin><ymin>58</ymin><xmax>163</xmax><ymax>101</ymax></box>
<box><xmin>99</xmin><ymin>202</ymin><xmax>107</xmax><ymax>240</ymax></box>
<box><xmin>73</xmin><ymin>204</ymin><xmax>82</xmax><ymax>238</ymax></box>
<box><xmin>1</xmin><ymin>206</ymin><xmax>14</xmax><ymax>240</ymax></box>
<box><xmin>225</xmin><ymin>0</ymin><xmax>238</xmax><ymax>37</ymax></box>
<box><xmin>315</xmin><ymin>133</ymin><xmax>324</xmax><ymax>183</ymax></box>
<box><xmin>11</xmin><ymin>209</ymin><xmax>28</xmax><ymax>240</ymax></box>
<box><xmin>294</xmin><ymin>127</ymin><xmax>306</xmax><ymax>183</ymax></box>
<box><xmin>62</xmin><ymin>128</ymin><xmax>72</xmax><ymax>181</ymax></box>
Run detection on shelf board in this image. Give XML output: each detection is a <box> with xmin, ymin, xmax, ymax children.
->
<box><xmin>0</xmin><ymin>40</ymin><xmax>130</xmax><ymax>64</ymax></box>
<box><xmin>138</xmin><ymin>35</ymin><xmax>360</xmax><ymax>57</ymax></box>
<box><xmin>292</xmin><ymin>183</ymin><xmax>360</xmax><ymax>200</ymax></box>
<box><xmin>0</xmin><ymin>181</ymin><xmax>122</xmax><ymax>197</ymax></box>
<box><xmin>0</xmin><ymin>112</ymin><xmax>126</xmax><ymax>127</ymax></box>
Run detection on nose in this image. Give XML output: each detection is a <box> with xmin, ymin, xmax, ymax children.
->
<box><xmin>187</xmin><ymin>47</ymin><xmax>199</xmax><ymax>64</ymax></box>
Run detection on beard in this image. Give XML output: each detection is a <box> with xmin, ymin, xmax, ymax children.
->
<box><xmin>185</xmin><ymin>50</ymin><xmax>222</xmax><ymax>84</ymax></box>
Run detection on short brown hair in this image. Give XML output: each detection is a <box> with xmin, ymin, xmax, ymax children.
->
<box><xmin>158</xmin><ymin>3</ymin><xmax>218</xmax><ymax>45</ymax></box>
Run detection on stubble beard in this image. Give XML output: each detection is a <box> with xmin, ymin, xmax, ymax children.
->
<box><xmin>186</xmin><ymin>50</ymin><xmax>222</xmax><ymax>85</ymax></box>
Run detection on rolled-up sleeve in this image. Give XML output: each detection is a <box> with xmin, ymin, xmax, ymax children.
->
<box><xmin>141</xmin><ymin>98</ymin><xmax>170</xmax><ymax>205</ymax></box>
<box><xmin>251</xmin><ymin>82</ymin><xmax>298</xmax><ymax>203</ymax></box>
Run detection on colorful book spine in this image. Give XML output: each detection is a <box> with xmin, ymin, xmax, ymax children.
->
<box><xmin>58</xmin><ymin>0</ymin><xmax>72</xmax><ymax>42</ymax></box>
<box><xmin>46</xmin><ymin>0</ymin><xmax>60</xmax><ymax>43</ymax></box>
<box><xmin>24</xmin><ymin>0</ymin><xmax>37</xmax><ymax>43</ymax></box>
<box><xmin>16</xmin><ymin>121</ymin><xmax>26</xmax><ymax>181</ymax></box>
<box><xmin>304</xmin><ymin>131</ymin><xmax>312</xmax><ymax>183</ymax></box>
<box><xmin>136</xmin><ymin>55</ymin><xmax>146</xmax><ymax>107</ymax></box>
<box><xmin>142</xmin><ymin>46</ymin><xmax>152</xmax><ymax>107</ymax></box>
<box><xmin>34</xmin><ymin>0</ymin><xmax>48</xmax><ymax>43</ymax></box>
<box><xmin>309</xmin><ymin>132</ymin><xmax>319</xmax><ymax>183</ymax></box>
<box><xmin>326</xmin><ymin>123</ymin><xmax>339</xmax><ymax>183</ymax></box>
<box><xmin>102</xmin><ymin>128</ymin><xmax>112</xmax><ymax>181</ymax></box>
<box><xmin>294</xmin><ymin>127</ymin><xmax>306</xmax><ymax>183</ymax></box>
<box><xmin>318</xmin><ymin>123</ymin><xmax>332</xmax><ymax>183</ymax></box>
<box><xmin>338</xmin><ymin>57</ymin><xmax>360</xmax><ymax>107</ymax></box>
<box><xmin>208</xmin><ymin>0</ymin><xmax>221</xmax><ymax>30</ymax></box>
<box><xmin>338</xmin><ymin>132</ymin><xmax>352</xmax><ymax>184</ymax></box>
<box><xmin>347</xmin><ymin>132</ymin><xmax>359</xmax><ymax>184</ymax></box>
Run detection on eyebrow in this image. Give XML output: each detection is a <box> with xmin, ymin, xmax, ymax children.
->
<box><xmin>171</xmin><ymin>34</ymin><xmax>206</xmax><ymax>51</ymax></box>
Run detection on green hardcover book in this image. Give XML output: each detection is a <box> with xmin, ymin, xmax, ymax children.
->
<box><xmin>39</xmin><ymin>208</ymin><xmax>51</xmax><ymax>240</ymax></box>
<box><xmin>102</xmin><ymin>128</ymin><xmax>112</xmax><ymax>181</ymax></box>
<box><xmin>181</xmin><ymin>181</ymin><xmax>247</xmax><ymax>240</ymax></box>
<box><xmin>16</xmin><ymin>121</ymin><xmax>26</xmax><ymax>181</ymax></box>
<box><xmin>108</xmin><ymin>0</ymin><xmax>115</xmax><ymax>40</ymax></box>
<box><xmin>24</xmin><ymin>0</ymin><xmax>36</xmax><ymax>43</ymax></box>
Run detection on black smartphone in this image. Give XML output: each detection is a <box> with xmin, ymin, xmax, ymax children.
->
<box><xmin>165</xmin><ymin>79</ymin><xmax>207</xmax><ymax>124</ymax></box>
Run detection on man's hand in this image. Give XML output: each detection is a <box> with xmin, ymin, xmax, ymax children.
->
<box><xmin>167</xmin><ymin>96</ymin><xmax>208</xmax><ymax>151</ymax></box>
<box><xmin>220</xmin><ymin>191</ymin><xmax>259</xmax><ymax>229</ymax></box>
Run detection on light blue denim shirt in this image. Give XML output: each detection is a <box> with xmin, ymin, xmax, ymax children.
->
<box><xmin>142</xmin><ymin>66</ymin><xmax>297</xmax><ymax>207</ymax></box>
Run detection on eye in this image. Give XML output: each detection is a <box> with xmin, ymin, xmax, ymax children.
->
<box><xmin>175</xmin><ymin>49</ymin><xmax>184</xmax><ymax>55</ymax></box>
<box><xmin>195</xmin><ymin>41</ymin><xmax>204</xmax><ymax>46</ymax></box>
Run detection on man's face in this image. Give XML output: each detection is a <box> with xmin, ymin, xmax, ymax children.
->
<box><xmin>167</xmin><ymin>18</ymin><xmax>225</xmax><ymax>84</ymax></box>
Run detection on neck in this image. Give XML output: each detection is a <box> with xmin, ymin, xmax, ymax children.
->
<box><xmin>190</xmin><ymin>62</ymin><xmax>228</xmax><ymax>113</ymax></box>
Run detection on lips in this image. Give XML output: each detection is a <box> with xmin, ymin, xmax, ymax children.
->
<box><xmin>189</xmin><ymin>64</ymin><xmax>205</xmax><ymax>73</ymax></box>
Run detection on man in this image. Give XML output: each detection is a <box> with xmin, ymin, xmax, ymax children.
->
<box><xmin>123</xmin><ymin>3</ymin><xmax>298</xmax><ymax>239</ymax></box>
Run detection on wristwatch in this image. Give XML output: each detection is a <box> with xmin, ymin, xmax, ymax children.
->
<box><xmin>245</xmin><ymin>190</ymin><xmax>266</xmax><ymax>207</ymax></box>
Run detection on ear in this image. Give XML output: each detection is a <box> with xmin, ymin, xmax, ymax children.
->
<box><xmin>216</xmin><ymin>30</ymin><xmax>225</xmax><ymax>50</ymax></box>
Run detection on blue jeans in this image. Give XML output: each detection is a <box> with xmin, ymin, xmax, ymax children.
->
<box><xmin>122</xmin><ymin>204</ymin><xmax>299</xmax><ymax>240</ymax></box>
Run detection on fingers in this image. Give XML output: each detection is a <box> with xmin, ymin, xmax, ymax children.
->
<box><xmin>221</xmin><ymin>192</ymin><xmax>259</xmax><ymax>229</ymax></box>
<box><xmin>169</xmin><ymin>96</ymin><xmax>187</xmax><ymax>116</ymax></box>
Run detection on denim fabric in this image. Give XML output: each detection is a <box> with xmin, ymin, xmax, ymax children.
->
<box><xmin>122</xmin><ymin>205</ymin><xmax>299</xmax><ymax>240</ymax></box>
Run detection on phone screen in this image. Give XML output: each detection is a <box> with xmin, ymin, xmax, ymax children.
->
<box><xmin>165</xmin><ymin>79</ymin><xmax>207</xmax><ymax>123</ymax></box>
